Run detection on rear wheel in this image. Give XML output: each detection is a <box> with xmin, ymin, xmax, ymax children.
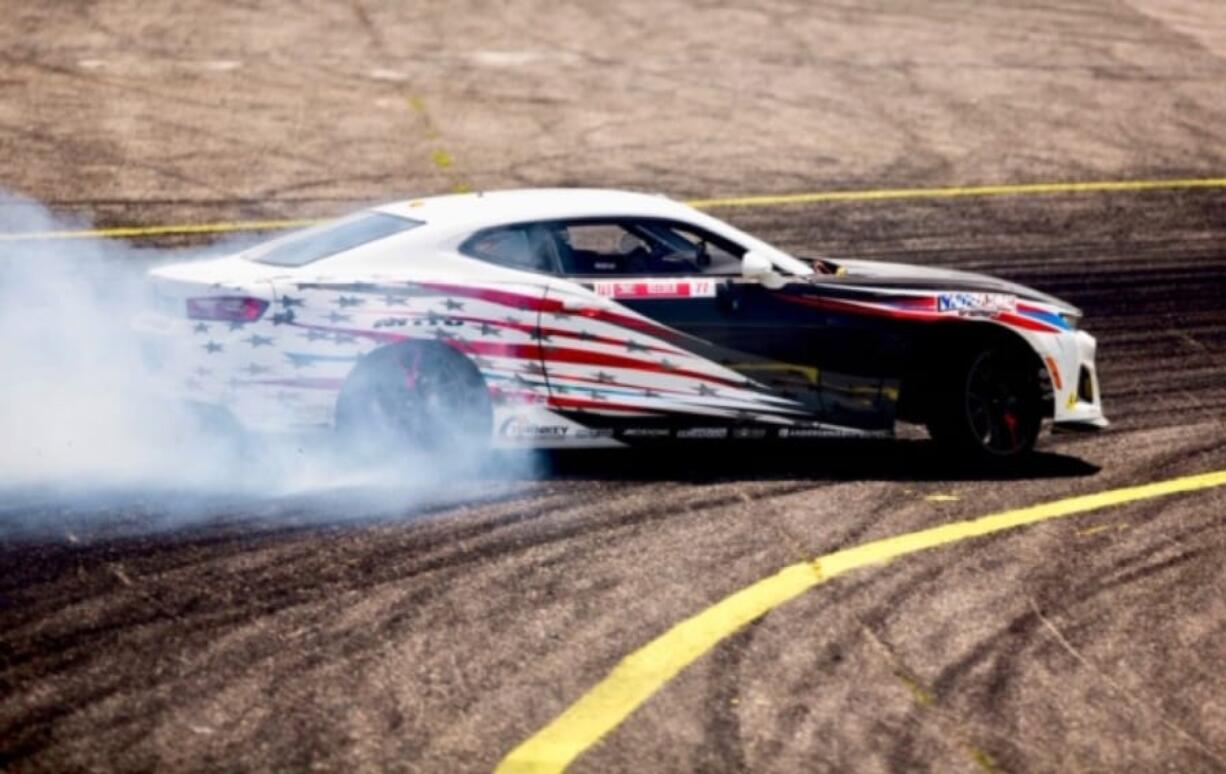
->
<box><xmin>927</xmin><ymin>346</ymin><xmax>1043</xmax><ymax>463</ymax></box>
<box><xmin>336</xmin><ymin>342</ymin><xmax>492</xmax><ymax>458</ymax></box>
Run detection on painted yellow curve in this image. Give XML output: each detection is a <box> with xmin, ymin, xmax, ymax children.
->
<box><xmin>497</xmin><ymin>469</ymin><xmax>1226</xmax><ymax>773</ymax></box>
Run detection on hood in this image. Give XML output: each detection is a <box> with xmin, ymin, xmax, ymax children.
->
<box><xmin>827</xmin><ymin>258</ymin><xmax>1079</xmax><ymax>314</ymax></box>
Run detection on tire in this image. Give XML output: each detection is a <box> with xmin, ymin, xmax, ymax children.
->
<box><xmin>926</xmin><ymin>345</ymin><xmax>1043</xmax><ymax>463</ymax></box>
<box><xmin>335</xmin><ymin>342</ymin><xmax>493</xmax><ymax>458</ymax></box>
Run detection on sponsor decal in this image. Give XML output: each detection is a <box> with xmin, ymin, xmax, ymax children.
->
<box><xmin>676</xmin><ymin>427</ymin><xmax>729</xmax><ymax>439</ymax></box>
<box><xmin>373</xmin><ymin>316</ymin><xmax>463</xmax><ymax>329</ymax></box>
<box><xmin>778</xmin><ymin>425</ymin><xmax>864</xmax><ymax>439</ymax></box>
<box><xmin>592</xmin><ymin>279</ymin><xmax>717</xmax><ymax>300</ymax></box>
<box><xmin>573</xmin><ymin>427</ymin><xmax>615</xmax><ymax>439</ymax></box>
<box><xmin>500</xmin><ymin>417</ymin><xmax>569</xmax><ymax>440</ymax></box>
<box><xmin>620</xmin><ymin>427</ymin><xmax>671</xmax><ymax>439</ymax></box>
<box><xmin>936</xmin><ymin>292</ymin><xmax>1017</xmax><ymax>316</ymax></box>
<box><xmin>732</xmin><ymin>427</ymin><xmax>768</xmax><ymax>439</ymax></box>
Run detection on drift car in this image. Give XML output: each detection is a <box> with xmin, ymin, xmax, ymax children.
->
<box><xmin>139</xmin><ymin>189</ymin><xmax>1106</xmax><ymax>461</ymax></box>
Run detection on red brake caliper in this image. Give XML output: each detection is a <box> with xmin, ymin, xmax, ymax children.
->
<box><xmin>1002</xmin><ymin>410</ymin><xmax>1020</xmax><ymax>447</ymax></box>
<box><xmin>401</xmin><ymin>350</ymin><xmax>421</xmax><ymax>390</ymax></box>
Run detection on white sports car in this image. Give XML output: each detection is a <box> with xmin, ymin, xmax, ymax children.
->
<box><xmin>139</xmin><ymin>189</ymin><xmax>1106</xmax><ymax>462</ymax></box>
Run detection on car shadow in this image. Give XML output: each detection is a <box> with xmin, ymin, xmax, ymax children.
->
<box><xmin>517</xmin><ymin>439</ymin><xmax>1100</xmax><ymax>483</ymax></box>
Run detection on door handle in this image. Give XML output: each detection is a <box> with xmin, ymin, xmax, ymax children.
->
<box><xmin>716</xmin><ymin>280</ymin><xmax>742</xmax><ymax>313</ymax></box>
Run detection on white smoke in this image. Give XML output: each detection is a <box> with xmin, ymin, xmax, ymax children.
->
<box><xmin>0</xmin><ymin>191</ymin><xmax>529</xmax><ymax>529</ymax></box>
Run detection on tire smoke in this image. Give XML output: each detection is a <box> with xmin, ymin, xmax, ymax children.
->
<box><xmin>0</xmin><ymin>192</ymin><xmax>528</xmax><ymax>535</ymax></box>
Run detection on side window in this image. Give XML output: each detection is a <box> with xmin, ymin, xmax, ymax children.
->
<box><xmin>460</xmin><ymin>225</ymin><xmax>556</xmax><ymax>273</ymax></box>
<box><xmin>551</xmin><ymin>219</ymin><xmax>745</xmax><ymax>277</ymax></box>
<box><xmin>647</xmin><ymin>222</ymin><xmax>743</xmax><ymax>276</ymax></box>
<box><xmin>556</xmin><ymin>223</ymin><xmax>649</xmax><ymax>275</ymax></box>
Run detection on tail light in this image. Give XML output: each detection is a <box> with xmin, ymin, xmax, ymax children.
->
<box><xmin>186</xmin><ymin>296</ymin><xmax>269</xmax><ymax>322</ymax></box>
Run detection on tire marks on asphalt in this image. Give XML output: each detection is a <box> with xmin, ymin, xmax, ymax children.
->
<box><xmin>496</xmin><ymin>470</ymin><xmax>1226</xmax><ymax>773</ymax></box>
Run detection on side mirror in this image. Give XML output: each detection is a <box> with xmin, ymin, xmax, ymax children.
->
<box><xmin>741</xmin><ymin>250</ymin><xmax>785</xmax><ymax>289</ymax></box>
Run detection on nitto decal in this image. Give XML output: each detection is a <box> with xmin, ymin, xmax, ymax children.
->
<box><xmin>372</xmin><ymin>316</ymin><xmax>464</xmax><ymax>329</ymax></box>
<box><xmin>936</xmin><ymin>292</ymin><xmax>1017</xmax><ymax>316</ymax></box>
<box><xmin>592</xmin><ymin>280</ymin><xmax>717</xmax><ymax>300</ymax></box>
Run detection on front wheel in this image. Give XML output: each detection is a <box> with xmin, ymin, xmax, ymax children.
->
<box><xmin>926</xmin><ymin>346</ymin><xmax>1043</xmax><ymax>463</ymax></box>
<box><xmin>335</xmin><ymin>342</ymin><xmax>492</xmax><ymax>459</ymax></box>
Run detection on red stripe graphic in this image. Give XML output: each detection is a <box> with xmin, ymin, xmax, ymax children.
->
<box><xmin>452</xmin><ymin>341</ymin><xmax>747</xmax><ymax>389</ymax></box>
<box><xmin>780</xmin><ymin>294</ymin><xmax>946</xmax><ymax>322</ymax></box>
<box><xmin>994</xmin><ymin>311</ymin><xmax>1060</xmax><ymax>333</ymax></box>
<box><xmin>781</xmin><ymin>293</ymin><xmax>1060</xmax><ymax>333</ymax></box>
<box><xmin>546</xmin><ymin>395</ymin><xmax>661</xmax><ymax>414</ymax></box>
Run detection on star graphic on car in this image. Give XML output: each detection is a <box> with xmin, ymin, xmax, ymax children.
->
<box><xmin>203</xmin><ymin>341</ymin><xmax>223</xmax><ymax>354</ymax></box>
<box><xmin>625</xmin><ymin>339</ymin><xmax>648</xmax><ymax>352</ymax></box>
<box><xmin>576</xmin><ymin>330</ymin><xmax>596</xmax><ymax>341</ymax></box>
<box><xmin>442</xmin><ymin>298</ymin><xmax>464</xmax><ymax>311</ymax></box>
<box><xmin>228</xmin><ymin>321</ymin><xmax>247</xmax><ymax>331</ymax></box>
<box><xmin>286</xmin><ymin>353</ymin><xmax>314</xmax><ymax>369</ymax></box>
<box><xmin>530</xmin><ymin>328</ymin><xmax>551</xmax><ymax>342</ymax></box>
<box><xmin>589</xmin><ymin>389</ymin><xmax>607</xmax><ymax>400</ymax></box>
<box><xmin>478</xmin><ymin>323</ymin><xmax>501</xmax><ymax>337</ymax></box>
<box><xmin>695</xmin><ymin>383</ymin><xmax>718</xmax><ymax>397</ymax></box>
<box><xmin>272</xmin><ymin>310</ymin><xmax>296</xmax><ymax>325</ymax></box>
<box><xmin>326</xmin><ymin>311</ymin><xmax>351</xmax><ymax>324</ymax></box>
<box><xmin>280</xmin><ymin>295</ymin><xmax>304</xmax><ymax>308</ymax></box>
<box><xmin>335</xmin><ymin>295</ymin><xmax>364</xmax><ymax>308</ymax></box>
<box><xmin>244</xmin><ymin>334</ymin><xmax>274</xmax><ymax>348</ymax></box>
<box><xmin>595</xmin><ymin>371</ymin><xmax>616</xmax><ymax>383</ymax></box>
<box><xmin>383</xmin><ymin>294</ymin><xmax>409</xmax><ymax>306</ymax></box>
<box><xmin>193</xmin><ymin>322</ymin><xmax>209</xmax><ymax>334</ymax></box>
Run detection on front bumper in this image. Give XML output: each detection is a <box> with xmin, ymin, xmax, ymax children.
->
<box><xmin>1050</xmin><ymin>329</ymin><xmax>1108</xmax><ymax>430</ymax></box>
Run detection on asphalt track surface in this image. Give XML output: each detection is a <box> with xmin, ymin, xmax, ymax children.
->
<box><xmin>3</xmin><ymin>1</ymin><xmax>1226</xmax><ymax>772</ymax></box>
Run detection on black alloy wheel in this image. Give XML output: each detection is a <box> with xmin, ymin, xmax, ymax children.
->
<box><xmin>928</xmin><ymin>346</ymin><xmax>1043</xmax><ymax>462</ymax></box>
<box><xmin>336</xmin><ymin>342</ymin><xmax>492</xmax><ymax>457</ymax></box>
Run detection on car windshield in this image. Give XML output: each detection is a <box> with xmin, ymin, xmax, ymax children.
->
<box><xmin>246</xmin><ymin>212</ymin><xmax>423</xmax><ymax>267</ymax></box>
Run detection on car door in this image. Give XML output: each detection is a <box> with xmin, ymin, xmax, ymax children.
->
<box><xmin>538</xmin><ymin>218</ymin><xmax>895</xmax><ymax>434</ymax></box>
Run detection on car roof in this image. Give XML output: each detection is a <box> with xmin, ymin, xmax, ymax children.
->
<box><xmin>371</xmin><ymin>188</ymin><xmax>700</xmax><ymax>231</ymax></box>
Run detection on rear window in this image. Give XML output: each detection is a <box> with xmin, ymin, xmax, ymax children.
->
<box><xmin>247</xmin><ymin>212</ymin><xmax>423</xmax><ymax>267</ymax></box>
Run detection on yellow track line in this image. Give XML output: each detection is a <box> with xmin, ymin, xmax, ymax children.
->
<box><xmin>688</xmin><ymin>176</ymin><xmax>1226</xmax><ymax>209</ymax></box>
<box><xmin>0</xmin><ymin>218</ymin><xmax>316</xmax><ymax>242</ymax></box>
<box><xmin>1</xmin><ymin>177</ymin><xmax>1223</xmax><ymax>242</ymax></box>
<box><xmin>496</xmin><ymin>469</ymin><xmax>1226</xmax><ymax>773</ymax></box>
